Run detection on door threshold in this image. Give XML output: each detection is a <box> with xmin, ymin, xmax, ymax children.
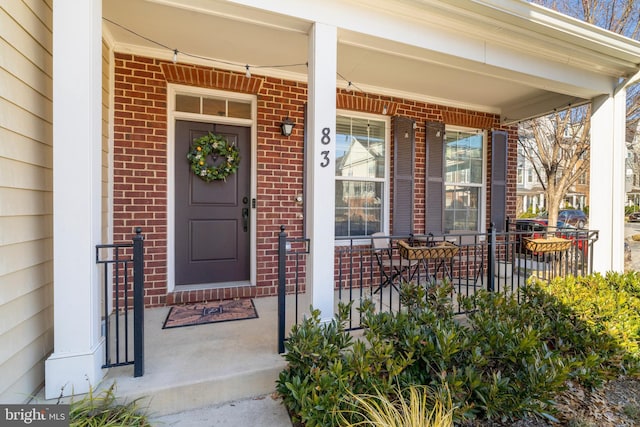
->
<box><xmin>167</xmin><ymin>281</ymin><xmax>255</xmax><ymax>305</ymax></box>
<box><xmin>175</xmin><ymin>281</ymin><xmax>252</xmax><ymax>292</ymax></box>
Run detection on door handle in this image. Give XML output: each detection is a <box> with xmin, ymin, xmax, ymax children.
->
<box><xmin>242</xmin><ymin>207</ymin><xmax>249</xmax><ymax>232</ymax></box>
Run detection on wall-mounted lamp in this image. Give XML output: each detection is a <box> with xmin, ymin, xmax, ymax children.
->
<box><xmin>280</xmin><ymin>117</ymin><xmax>295</xmax><ymax>137</ymax></box>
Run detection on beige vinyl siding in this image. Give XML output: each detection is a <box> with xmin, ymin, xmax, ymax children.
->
<box><xmin>0</xmin><ymin>0</ymin><xmax>54</xmax><ymax>403</ymax></box>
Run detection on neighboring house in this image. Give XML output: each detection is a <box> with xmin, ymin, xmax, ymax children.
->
<box><xmin>571</xmin><ymin>168</ymin><xmax>590</xmax><ymax>211</ymax></box>
<box><xmin>516</xmin><ymin>147</ymin><xmax>547</xmax><ymax>214</ymax></box>
<box><xmin>516</xmin><ymin>150</ymin><xmax>590</xmax><ymax>215</ymax></box>
<box><xmin>626</xmin><ymin>125</ymin><xmax>640</xmax><ymax>207</ymax></box>
<box><xmin>516</xmin><ymin>120</ymin><xmax>590</xmax><ymax>216</ymax></box>
<box><xmin>1</xmin><ymin>0</ymin><xmax>639</xmax><ymax>403</ymax></box>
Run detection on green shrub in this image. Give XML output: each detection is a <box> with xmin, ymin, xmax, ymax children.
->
<box><xmin>526</xmin><ymin>273</ymin><xmax>640</xmax><ymax>379</ymax></box>
<box><xmin>278</xmin><ymin>273</ymin><xmax>640</xmax><ymax>426</ymax></box>
<box><xmin>276</xmin><ymin>304</ymin><xmax>354</xmax><ymax>427</ymax></box>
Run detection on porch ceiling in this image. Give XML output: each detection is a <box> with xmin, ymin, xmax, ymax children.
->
<box><xmin>103</xmin><ymin>0</ymin><xmax>640</xmax><ymax>123</ymax></box>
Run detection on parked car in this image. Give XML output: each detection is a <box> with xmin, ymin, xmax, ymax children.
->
<box><xmin>628</xmin><ymin>212</ymin><xmax>640</xmax><ymax>222</ymax></box>
<box><xmin>537</xmin><ymin>209</ymin><xmax>588</xmax><ymax>229</ymax></box>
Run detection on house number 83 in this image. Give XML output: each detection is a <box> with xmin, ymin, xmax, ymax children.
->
<box><xmin>320</xmin><ymin>127</ymin><xmax>331</xmax><ymax>168</ymax></box>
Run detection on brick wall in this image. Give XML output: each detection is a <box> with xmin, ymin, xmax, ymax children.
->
<box><xmin>112</xmin><ymin>53</ymin><xmax>516</xmax><ymax>307</ymax></box>
<box><xmin>113</xmin><ymin>54</ymin><xmax>168</xmax><ymax>306</ymax></box>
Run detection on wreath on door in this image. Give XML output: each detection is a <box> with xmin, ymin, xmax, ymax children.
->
<box><xmin>186</xmin><ymin>132</ymin><xmax>240</xmax><ymax>182</ymax></box>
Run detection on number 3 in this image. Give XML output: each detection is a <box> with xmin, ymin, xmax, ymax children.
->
<box><xmin>320</xmin><ymin>150</ymin><xmax>330</xmax><ymax>168</ymax></box>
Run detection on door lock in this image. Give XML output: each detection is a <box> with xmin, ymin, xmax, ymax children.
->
<box><xmin>242</xmin><ymin>207</ymin><xmax>249</xmax><ymax>232</ymax></box>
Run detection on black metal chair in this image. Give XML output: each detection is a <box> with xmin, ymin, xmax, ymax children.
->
<box><xmin>371</xmin><ymin>232</ymin><xmax>418</xmax><ymax>293</ymax></box>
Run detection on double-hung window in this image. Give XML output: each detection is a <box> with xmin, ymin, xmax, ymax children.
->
<box><xmin>443</xmin><ymin>128</ymin><xmax>485</xmax><ymax>232</ymax></box>
<box><xmin>335</xmin><ymin>115</ymin><xmax>387</xmax><ymax>238</ymax></box>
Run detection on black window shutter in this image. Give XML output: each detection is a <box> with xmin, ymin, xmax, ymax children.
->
<box><xmin>491</xmin><ymin>130</ymin><xmax>508</xmax><ymax>231</ymax></box>
<box><xmin>393</xmin><ymin>117</ymin><xmax>415</xmax><ymax>235</ymax></box>
<box><xmin>425</xmin><ymin>121</ymin><xmax>445</xmax><ymax>234</ymax></box>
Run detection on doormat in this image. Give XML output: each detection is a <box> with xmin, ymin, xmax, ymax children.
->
<box><xmin>162</xmin><ymin>299</ymin><xmax>258</xmax><ymax>329</ymax></box>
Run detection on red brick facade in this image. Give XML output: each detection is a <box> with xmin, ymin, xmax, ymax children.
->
<box><xmin>112</xmin><ymin>53</ymin><xmax>516</xmax><ymax>307</ymax></box>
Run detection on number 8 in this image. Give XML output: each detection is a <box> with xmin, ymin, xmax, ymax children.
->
<box><xmin>321</xmin><ymin>127</ymin><xmax>331</xmax><ymax>145</ymax></box>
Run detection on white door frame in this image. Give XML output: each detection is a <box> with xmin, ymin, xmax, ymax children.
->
<box><xmin>166</xmin><ymin>84</ymin><xmax>257</xmax><ymax>292</ymax></box>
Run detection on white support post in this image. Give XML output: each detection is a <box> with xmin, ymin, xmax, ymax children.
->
<box><xmin>306</xmin><ymin>23</ymin><xmax>337</xmax><ymax>322</ymax></box>
<box><xmin>590</xmin><ymin>90</ymin><xmax>626</xmax><ymax>273</ymax></box>
<box><xmin>45</xmin><ymin>0</ymin><xmax>104</xmax><ymax>398</ymax></box>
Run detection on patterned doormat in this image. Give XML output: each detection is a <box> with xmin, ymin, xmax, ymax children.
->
<box><xmin>162</xmin><ymin>299</ymin><xmax>258</xmax><ymax>329</ymax></box>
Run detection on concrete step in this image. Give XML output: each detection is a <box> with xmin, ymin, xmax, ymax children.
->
<box><xmin>148</xmin><ymin>393</ymin><xmax>292</xmax><ymax>427</ymax></box>
<box><xmin>99</xmin><ymin>296</ymin><xmax>288</xmax><ymax>417</ymax></box>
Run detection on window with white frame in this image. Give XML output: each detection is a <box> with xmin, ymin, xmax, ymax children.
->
<box><xmin>335</xmin><ymin>115</ymin><xmax>387</xmax><ymax>237</ymax></box>
<box><xmin>517</xmin><ymin>167</ymin><xmax>524</xmax><ymax>185</ymax></box>
<box><xmin>578</xmin><ymin>172</ymin><xmax>587</xmax><ymax>185</ymax></box>
<box><xmin>443</xmin><ymin>128</ymin><xmax>484</xmax><ymax>232</ymax></box>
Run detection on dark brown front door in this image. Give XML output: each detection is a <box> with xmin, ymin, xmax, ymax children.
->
<box><xmin>175</xmin><ymin>120</ymin><xmax>251</xmax><ymax>286</ymax></box>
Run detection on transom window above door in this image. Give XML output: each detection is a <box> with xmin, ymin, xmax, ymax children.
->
<box><xmin>175</xmin><ymin>94</ymin><xmax>251</xmax><ymax>119</ymax></box>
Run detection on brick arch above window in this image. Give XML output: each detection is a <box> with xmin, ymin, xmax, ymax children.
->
<box><xmin>336</xmin><ymin>93</ymin><xmax>398</xmax><ymax>116</ymax></box>
<box><xmin>161</xmin><ymin>63</ymin><xmax>264</xmax><ymax>94</ymax></box>
<box><xmin>442</xmin><ymin>110</ymin><xmax>495</xmax><ymax>129</ymax></box>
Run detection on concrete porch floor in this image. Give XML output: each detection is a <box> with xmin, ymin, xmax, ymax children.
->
<box><xmin>100</xmin><ymin>295</ymin><xmax>295</xmax><ymax>418</ymax></box>
<box><xmin>98</xmin><ymin>286</ymin><xmax>408</xmax><ymax>418</ymax></box>
<box><xmin>91</xmin><ymin>277</ymin><xmax>505</xmax><ymax>420</ymax></box>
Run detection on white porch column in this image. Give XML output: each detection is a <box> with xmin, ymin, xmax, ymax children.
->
<box><xmin>45</xmin><ymin>0</ymin><xmax>104</xmax><ymax>398</ymax></box>
<box><xmin>590</xmin><ymin>90</ymin><xmax>626</xmax><ymax>273</ymax></box>
<box><xmin>306</xmin><ymin>23</ymin><xmax>337</xmax><ymax>322</ymax></box>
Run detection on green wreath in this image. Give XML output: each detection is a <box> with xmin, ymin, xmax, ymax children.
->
<box><xmin>186</xmin><ymin>132</ymin><xmax>240</xmax><ymax>182</ymax></box>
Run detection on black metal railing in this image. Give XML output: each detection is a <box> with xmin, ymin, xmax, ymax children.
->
<box><xmin>95</xmin><ymin>228</ymin><xmax>144</xmax><ymax>377</ymax></box>
<box><xmin>277</xmin><ymin>222</ymin><xmax>599</xmax><ymax>351</ymax></box>
<box><xmin>277</xmin><ymin>226</ymin><xmax>309</xmax><ymax>354</ymax></box>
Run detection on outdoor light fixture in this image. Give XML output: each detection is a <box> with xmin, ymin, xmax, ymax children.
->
<box><xmin>280</xmin><ymin>117</ymin><xmax>295</xmax><ymax>137</ymax></box>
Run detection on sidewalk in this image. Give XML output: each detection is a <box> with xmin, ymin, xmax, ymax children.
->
<box><xmin>625</xmin><ymin>227</ymin><xmax>640</xmax><ymax>272</ymax></box>
<box><xmin>149</xmin><ymin>393</ymin><xmax>293</xmax><ymax>426</ymax></box>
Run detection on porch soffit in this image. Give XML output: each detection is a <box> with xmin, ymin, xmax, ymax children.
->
<box><xmin>103</xmin><ymin>0</ymin><xmax>640</xmax><ymax>123</ymax></box>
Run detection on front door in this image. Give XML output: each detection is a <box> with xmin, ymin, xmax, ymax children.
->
<box><xmin>175</xmin><ymin>120</ymin><xmax>251</xmax><ymax>286</ymax></box>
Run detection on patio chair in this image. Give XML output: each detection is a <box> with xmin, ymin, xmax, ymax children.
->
<box><xmin>446</xmin><ymin>230</ymin><xmax>485</xmax><ymax>287</ymax></box>
<box><xmin>371</xmin><ymin>232</ymin><xmax>418</xmax><ymax>293</ymax></box>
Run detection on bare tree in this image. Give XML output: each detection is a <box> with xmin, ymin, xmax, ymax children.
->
<box><xmin>531</xmin><ymin>0</ymin><xmax>640</xmax><ymax>38</ymax></box>
<box><xmin>548</xmin><ymin>0</ymin><xmax>640</xmax><ymax>140</ymax></box>
<box><xmin>519</xmin><ymin>0</ymin><xmax>640</xmax><ymax>227</ymax></box>
<box><xmin>518</xmin><ymin>108</ymin><xmax>590</xmax><ymax>229</ymax></box>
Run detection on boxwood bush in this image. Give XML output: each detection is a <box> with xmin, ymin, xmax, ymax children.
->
<box><xmin>277</xmin><ymin>272</ymin><xmax>640</xmax><ymax>426</ymax></box>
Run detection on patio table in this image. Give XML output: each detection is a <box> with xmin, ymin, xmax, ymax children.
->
<box><xmin>397</xmin><ymin>238</ymin><xmax>459</xmax><ymax>285</ymax></box>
